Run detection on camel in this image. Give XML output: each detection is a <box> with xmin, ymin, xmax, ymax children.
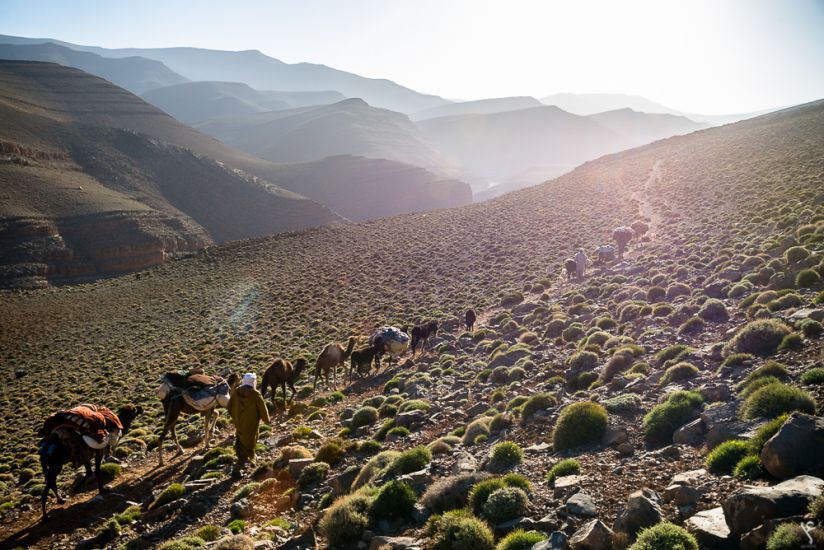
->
<box><xmin>156</xmin><ymin>371</ymin><xmax>236</xmax><ymax>466</ymax></box>
<box><xmin>613</xmin><ymin>226</ymin><xmax>635</xmax><ymax>260</ymax></box>
<box><xmin>410</xmin><ymin>321</ymin><xmax>438</xmax><ymax>356</ymax></box>
<box><xmin>631</xmin><ymin>220</ymin><xmax>650</xmax><ymax>243</ymax></box>
<box><xmin>38</xmin><ymin>404</ymin><xmax>142</xmax><ymax>520</ymax></box>
<box><xmin>260</xmin><ymin>357</ymin><xmax>308</xmax><ymax>405</ymax></box>
<box><xmin>349</xmin><ymin>345</ymin><xmax>380</xmax><ymax>380</ymax></box>
<box><xmin>564</xmin><ymin>258</ymin><xmax>577</xmax><ymax>281</ymax></box>
<box><xmin>465</xmin><ymin>309</ymin><xmax>477</xmax><ymax>332</ymax></box>
<box><xmin>313</xmin><ymin>336</ymin><xmax>356</xmax><ymax>390</ymax></box>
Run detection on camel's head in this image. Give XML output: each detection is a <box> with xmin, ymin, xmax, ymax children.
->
<box><xmin>156</xmin><ymin>377</ymin><xmax>174</xmax><ymax>400</ymax></box>
<box><xmin>116</xmin><ymin>404</ymin><xmax>143</xmax><ymax>435</ymax></box>
<box><xmin>226</xmin><ymin>372</ymin><xmax>241</xmax><ymax>390</ymax></box>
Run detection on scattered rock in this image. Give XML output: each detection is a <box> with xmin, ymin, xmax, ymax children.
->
<box><xmin>532</xmin><ymin>531</ymin><xmax>568</xmax><ymax>550</ymax></box>
<box><xmin>601</xmin><ymin>426</ymin><xmax>628</xmax><ymax>447</ymax></box>
<box><xmin>673</xmin><ymin>418</ymin><xmax>704</xmax><ymax>445</ymax></box>
<box><xmin>330</xmin><ymin>466</ymin><xmax>360</xmax><ymax>496</ymax></box>
<box><xmin>613</xmin><ymin>488</ymin><xmax>664</xmax><ymax>536</ymax></box>
<box><xmin>722</xmin><ymin>474</ymin><xmax>824</xmax><ymax>535</ymax></box>
<box><xmin>569</xmin><ymin>519</ymin><xmax>613</xmax><ymax>550</ymax></box>
<box><xmin>554</xmin><ymin>475</ymin><xmax>583</xmax><ymax>498</ymax></box>
<box><xmin>760</xmin><ymin>412</ymin><xmax>824</xmax><ymax>479</ymax></box>
<box><xmin>562</xmin><ymin>491</ymin><xmax>598</xmax><ymax>518</ymax></box>
<box><xmin>662</xmin><ymin>484</ymin><xmax>700</xmax><ymax>506</ymax></box>
<box><xmin>231</xmin><ymin>497</ymin><xmax>254</xmax><ymax>518</ymax></box>
<box><xmin>369</xmin><ymin>536</ymin><xmax>423</xmax><ymax>549</ymax></box>
<box><xmin>287</xmin><ymin>458</ymin><xmax>314</xmax><ymax>478</ymax></box>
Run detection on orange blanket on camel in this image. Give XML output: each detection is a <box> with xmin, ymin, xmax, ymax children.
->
<box><xmin>38</xmin><ymin>404</ymin><xmax>123</xmax><ymax>441</ymax></box>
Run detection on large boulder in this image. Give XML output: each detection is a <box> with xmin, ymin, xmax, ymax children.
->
<box><xmin>613</xmin><ymin>488</ymin><xmax>663</xmax><ymax>537</ymax></box>
<box><xmin>684</xmin><ymin>507</ymin><xmax>736</xmax><ymax>550</ymax></box>
<box><xmin>760</xmin><ymin>413</ymin><xmax>824</xmax><ymax>479</ymax></box>
<box><xmin>722</xmin><ymin>475</ymin><xmax>824</xmax><ymax>535</ymax></box>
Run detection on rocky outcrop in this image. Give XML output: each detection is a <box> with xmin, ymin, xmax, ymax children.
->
<box><xmin>684</xmin><ymin>507</ymin><xmax>736</xmax><ymax>549</ymax></box>
<box><xmin>613</xmin><ymin>488</ymin><xmax>664</xmax><ymax>537</ymax></box>
<box><xmin>0</xmin><ymin>212</ymin><xmax>209</xmax><ymax>288</ymax></box>
<box><xmin>722</xmin><ymin>475</ymin><xmax>824</xmax><ymax>536</ymax></box>
<box><xmin>760</xmin><ymin>413</ymin><xmax>824</xmax><ymax>480</ymax></box>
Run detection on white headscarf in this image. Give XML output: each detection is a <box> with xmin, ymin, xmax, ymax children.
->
<box><xmin>241</xmin><ymin>372</ymin><xmax>257</xmax><ymax>388</ymax></box>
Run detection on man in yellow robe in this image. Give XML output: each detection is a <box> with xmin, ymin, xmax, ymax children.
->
<box><xmin>228</xmin><ymin>372</ymin><xmax>270</xmax><ymax>476</ymax></box>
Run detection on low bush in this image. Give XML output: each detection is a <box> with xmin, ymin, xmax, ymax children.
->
<box><xmin>350</xmin><ymin>406</ymin><xmax>379</xmax><ymax>429</ymax></box>
<box><xmin>796</xmin><ymin>268</ymin><xmax>821</xmax><ymax>288</ymax></box>
<box><xmin>194</xmin><ymin>525</ymin><xmax>221</xmax><ymax>542</ymax></box>
<box><xmin>421</xmin><ymin>472</ymin><xmax>491</xmax><ymax>513</ymax></box>
<box><xmin>385</xmin><ymin>446</ymin><xmax>431</xmax><ymax>476</ymax></box>
<box><xmin>723</xmin><ymin>319</ymin><xmax>792</xmax><ymax>356</ymax></box>
<box><xmin>698</xmin><ymin>299</ymin><xmax>729</xmax><ymax>322</ymax></box>
<box><xmin>99</xmin><ymin>462</ymin><xmax>121</xmax><ymax>484</ymax></box>
<box><xmin>520</xmin><ymin>393</ymin><xmax>556</xmax><ymax>423</ymax></box>
<box><xmin>495</xmin><ymin>529</ymin><xmax>546</xmax><ymax>550</ymax></box>
<box><xmin>552</xmin><ymin>402</ymin><xmax>607</xmax><ymax>451</ymax></box>
<box><xmin>370</xmin><ymin>480</ymin><xmax>416</xmax><ymax>522</ymax></box>
<box><xmin>298</xmin><ymin>462</ymin><xmax>329</xmax><ymax>488</ymax></box>
<box><xmin>603</xmin><ymin>393</ymin><xmax>641</xmax><ymax>413</ymax></box>
<box><xmin>481</xmin><ymin>487</ymin><xmax>528</xmax><ymax>524</ymax></box>
<box><xmin>426</xmin><ymin>510</ymin><xmax>495</xmax><ymax>550</ymax></box>
<box><xmin>655</xmin><ymin>344</ymin><xmax>690</xmax><ymax>367</ymax></box>
<box><xmin>747</xmin><ymin>414</ymin><xmax>788</xmax><ymax>453</ymax></box>
<box><xmin>660</xmin><ymin>362</ymin><xmax>700</xmax><ymax>385</ymax></box>
<box><xmin>766</xmin><ymin>522</ymin><xmax>824</xmax><ymax>549</ymax></box>
<box><xmin>643</xmin><ymin>391</ymin><xmax>703</xmax><ymax>444</ymax></box>
<box><xmin>630</xmin><ymin>522</ymin><xmax>698</xmax><ymax>550</ymax></box>
<box><xmin>315</xmin><ymin>440</ymin><xmax>345</xmax><ymax>465</ymax></box>
<box><xmin>705</xmin><ymin>440</ymin><xmax>750</xmax><ymax>474</ymax></box>
<box><xmin>733</xmin><ymin>455</ymin><xmax>764</xmax><ymax>480</ymax></box>
<box><xmin>777</xmin><ymin>332</ymin><xmax>803</xmax><ymax>352</ymax></box>
<box><xmin>567</xmin><ymin>351</ymin><xmax>598</xmax><ymax>371</ymax></box>
<box><xmin>545</xmin><ymin>458</ymin><xmax>580</xmax><ymax>484</ymax></box>
<box><xmin>678</xmin><ymin>316</ymin><xmax>705</xmax><ymax>335</ymax></box>
<box><xmin>487</xmin><ymin>441</ymin><xmax>523</xmax><ymax>473</ymax></box>
<box><xmin>318</xmin><ymin>492</ymin><xmax>373</xmax><ymax>547</ymax></box>
<box><xmin>739</xmin><ymin>382</ymin><xmax>815</xmax><ymax>419</ymax></box>
<box><xmin>801</xmin><ymin>367</ymin><xmax>824</xmax><ymax>385</ymax></box>
<box><xmin>150</xmin><ymin>483</ymin><xmax>185</xmax><ymax>510</ymax></box>
<box><xmin>351</xmin><ymin>451</ymin><xmax>399</xmax><ymax>490</ymax></box>
<box><xmin>469</xmin><ymin>478</ymin><xmax>506</xmax><ymax>515</ymax></box>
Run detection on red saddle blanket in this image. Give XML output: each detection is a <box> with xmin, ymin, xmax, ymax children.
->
<box><xmin>38</xmin><ymin>404</ymin><xmax>122</xmax><ymax>441</ymax></box>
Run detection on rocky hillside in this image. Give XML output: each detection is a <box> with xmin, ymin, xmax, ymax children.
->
<box><xmin>0</xmin><ymin>100</ymin><xmax>822</xmax><ymax>549</ymax></box>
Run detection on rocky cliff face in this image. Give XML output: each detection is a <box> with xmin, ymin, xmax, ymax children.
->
<box><xmin>0</xmin><ymin>212</ymin><xmax>210</xmax><ymax>288</ymax></box>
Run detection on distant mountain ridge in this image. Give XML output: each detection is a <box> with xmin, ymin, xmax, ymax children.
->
<box><xmin>410</xmin><ymin>96</ymin><xmax>543</xmax><ymax>121</ymax></box>
<box><xmin>0</xmin><ymin>41</ymin><xmax>188</xmax><ymax>93</ymax></box>
<box><xmin>141</xmin><ymin>81</ymin><xmax>345</xmax><ymax>123</ymax></box>
<box><xmin>0</xmin><ymin>34</ymin><xmax>449</xmax><ymax>114</ymax></box>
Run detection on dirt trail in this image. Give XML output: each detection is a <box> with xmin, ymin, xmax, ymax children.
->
<box><xmin>630</xmin><ymin>160</ymin><xmax>665</xmax><ymax>238</ymax></box>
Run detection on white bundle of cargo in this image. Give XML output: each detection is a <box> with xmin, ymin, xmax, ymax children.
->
<box><xmin>369</xmin><ymin>326</ymin><xmax>410</xmax><ymax>356</ymax></box>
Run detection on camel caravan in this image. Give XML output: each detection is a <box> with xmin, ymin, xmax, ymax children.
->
<box><xmin>563</xmin><ymin>220</ymin><xmax>650</xmax><ymax>281</ymax></box>
<box><xmin>34</xmin><ymin>312</ymin><xmax>477</xmax><ymax>519</ymax></box>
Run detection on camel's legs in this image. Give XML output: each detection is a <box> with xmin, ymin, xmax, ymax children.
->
<box><xmin>71</xmin><ymin>462</ymin><xmax>93</xmax><ymax>495</ymax></box>
<box><xmin>170</xmin><ymin>422</ymin><xmax>183</xmax><ymax>455</ymax></box>
<box><xmin>94</xmin><ymin>453</ymin><xmax>108</xmax><ymax>493</ymax></box>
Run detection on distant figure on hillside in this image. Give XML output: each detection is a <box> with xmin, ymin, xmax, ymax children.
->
<box><xmin>613</xmin><ymin>226</ymin><xmax>635</xmax><ymax>260</ymax></box>
<box><xmin>228</xmin><ymin>373</ymin><xmax>270</xmax><ymax>476</ymax></box>
<box><xmin>465</xmin><ymin>309</ymin><xmax>477</xmax><ymax>332</ymax></box>
<box><xmin>631</xmin><ymin>220</ymin><xmax>650</xmax><ymax>244</ymax></box>
<box><xmin>574</xmin><ymin>248</ymin><xmax>588</xmax><ymax>279</ymax></box>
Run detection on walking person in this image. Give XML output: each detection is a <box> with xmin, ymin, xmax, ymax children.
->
<box><xmin>228</xmin><ymin>372</ymin><xmax>270</xmax><ymax>477</ymax></box>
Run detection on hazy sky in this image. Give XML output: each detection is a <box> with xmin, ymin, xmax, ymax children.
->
<box><xmin>2</xmin><ymin>0</ymin><xmax>823</xmax><ymax>114</ymax></box>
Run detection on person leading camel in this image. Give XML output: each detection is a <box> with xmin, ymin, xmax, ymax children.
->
<box><xmin>574</xmin><ymin>248</ymin><xmax>588</xmax><ymax>279</ymax></box>
<box><xmin>228</xmin><ymin>372</ymin><xmax>269</xmax><ymax>477</ymax></box>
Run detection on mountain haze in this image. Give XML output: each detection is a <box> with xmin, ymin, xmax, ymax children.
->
<box><xmin>410</xmin><ymin>96</ymin><xmax>543</xmax><ymax>121</ymax></box>
<box><xmin>0</xmin><ymin>41</ymin><xmax>188</xmax><ymax>93</ymax></box>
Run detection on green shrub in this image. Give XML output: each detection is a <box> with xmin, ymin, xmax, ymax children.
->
<box><xmin>655</xmin><ymin>344</ymin><xmax>690</xmax><ymax>366</ymax></box>
<box><xmin>352</xmin><ymin>451</ymin><xmax>399</xmax><ymax>490</ymax></box>
<box><xmin>706</xmin><ymin>440</ymin><xmax>750</xmax><ymax>474</ymax></box>
<box><xmin>741</xmin><ymin>361</ymin><xmax>788</xmax><ymax>385</ymax></box>
<box><xmin>767</xmin><ymin>293</ymin><xmax>803</xmax><ymax>312</ymax></box>
<box><xmin>231</xmin><ymin>482</ymin><xmax>260</xmax><ymax>502</ymax></box>
<box><xmin>796</xmin><ymin>268</ymin><xmax>821</xmax><ymax>288</ymax></box>
<box><xmin>766</xmin><ymin>523</ymin><xmax>822</xmax><ymax>550</ymax></box>
<box><xmin>643</xmin><ymin>391</ymin><xmax>703</xmax><ymax>444</ymax></box>
<box><xmin>370</xmin><ymin>480</ymin><xmax>416</xmax><ymax>522</ymax></box>
<box><xmin>386</xmin><ymin>446</ymin><xmax>431</xmax><ymax>476</ymax></box>
<box><xmin>520</xmin><ymin>393</ymin><xmax>556</xmax><ymax>423</ymax></box>
<box><xmin>552</xmin><ymin>402</ymin><xmax>607</xmax><ymax>451</ymax></box>
<box><xmin>298</xmin><ymin>462</ymin><xmax>329</xmax><ymax>487</ymax></box>
<box><xmin>660</xmin><ymin>362</ymin><xmax>700</xmax><ymax>385</ymax></box>
<box><xmin>501</xmin><ymin>473</ymin><xmax>531</xmax><ymax>493</ymax></box>
<box><xmin>545</xmin><ymin>458</ymin><xmax>580</xmax><ymax>484</ymax></box>
<box><xmin>748</xmin><ymin>414</ymin><xmax>789</xmax><ymax>453</ymax></box>
<box><xmin>698</xmin><ymin>299</ymin><xmax>729</xmax><ymax>322</ymax></box>
<box><xmin>350</xmin><ymin>406</ymin><xmax>379</xmax><ymax>429</ymax></box>
<box><xmin>802</xmin><ymin>367</ymin><xmax>824</xmax><ymax>385</ymax></box>
<box><xmin>421</xmin><ymin>472</ymin><xmax>491</xmax><ymax>513</ymax></box>
<box><xmin>785</xmin><ymin>246</ymin><xmax>810</xmax><ymax>264</ymax></box>
<box><xmin>567</xmin><ymin>351</ymin><xmax>598</xmax><ymax>371</ymax></box>
<box><xmin>99</xmin><ymin>462</ymin><xmax>121</xmax><ymax>484</ymax></box>
<box><xmin>194</xmin><ymin>525</ymin><xmax>221</xmax><ymax>542</ymax></box>
<box><xmin>226</xmin><ymin>519</ymin><xmax>246</xmax><ymax>534</ymax></box>
<box><xmin>114</xmin><ymin>504</ymin><xmax>142</xmax><ymax>525</ymax></box>
<box><xmin>463</xmin><ymin>417</ymin><xmax>492</xmax><ymax>445</ymax></box>
<box><xmin>733</xmin><ymin>455</ymin><xmax>764</xmax><ymax>480</ymax></box>
<box><xmin>810</xmin><ymin>493</ymin><xmax>824</xmax><ymax>520</ymax></box>
<box><xmin>315</xmin><ymin>440</ymin><xmax>345</xmax><ymax>465</ymax></box>
<box><xmin>739</xmin><ymin>383</ymin><xmax>815</xmax><ymax>419</ymax></box>
<box><xmin>495</xmin><ymin>529</ymin><xmax>546</xmax><ymax>550</ymax></box>
<box><xmin>481</xmin><ymin>487</ymin><xmax>528</xmax><ymax>524</ymax></box>
<box><xmin>318</xmin><ymin>492</ymin><xmax>373</xmax><ymax>547</ymax></box>
<box><xmin>358</xmin><ymin>439</ymin><xmax>382</xmax><ymax>455</ymax></box>
<box><xmin>603</xmin><ymin>393</ymin><xmax>641</xmax><ymax>413</ymax></box>
<box><xmin>724</xmin><ymin>319</ymin><xmax>792</xmax><ymax>356</ymax></box>
<box><xmin>678</xmin><ymin>316</ymin><xmax>705</xmax><ymax>335</ymax></box>
<box><xmin>630</xmin><ymin>522</ymin><xmax>698</xmax><ymax>550</ymax></box>
<box><xmin>799</xmin><ymin>319</ymin><xmax>823</xmax><ymax>338</ymax></box>
<box><xmin>426</xmin><ymin>510</ymin><xmax>495</xmax><ymax>550</ymax></box>
<box><xmin>150</xmin><ymin>483</ymin><xmax>185</xmax><ymax>509</ymax></box>
<box><xmin>399</xmin><ymin>399</ymin><xmax>431</xmax><ymax>413</ymax></box>
<box><xmin>777</xmin><ymin>333</ymin><xmax>803</xmax><ymax>352</ymax></box>
<box><xmin>487</xmin><ymin>441</ymin><xmax>523</xmax><ymax>473</ymax></box>
<box><xmin>469</xmin><ymin>478</ymin><xmax>506</xmax><ymax>514</ymax></box>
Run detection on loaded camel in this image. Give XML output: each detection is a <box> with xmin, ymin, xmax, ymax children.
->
<box><xmin>313</xmin><ymin>336</ymin><xmax>356</xmax><ymax>390</ymax></box>
<box><xmin>350</xmin><ymin>343</ymin><xmax>380</xmax><ymax>380</ymax></box>
<box><xmin>156</xmin><ymin>370</ymin><xmax>238</xmax><ymax>466</ymax></box>
<box><xmin>38</xmin><ymin>404</ymin><xmax>142</xmax><ymax>520</ymax></box>
<box><xmin>261</xmin><ymin>357</ymin><xmax>308</xmax><ymax>406</ymax></box>
<box><xmin>409</xmin><ymin>320</ymin><xmax>438</xmax><ymax>356</ymax></box>
<box><xmin>613</xmin><ymin>226</ymin><xmax>635</xmax><ymax>260</ymax></box>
